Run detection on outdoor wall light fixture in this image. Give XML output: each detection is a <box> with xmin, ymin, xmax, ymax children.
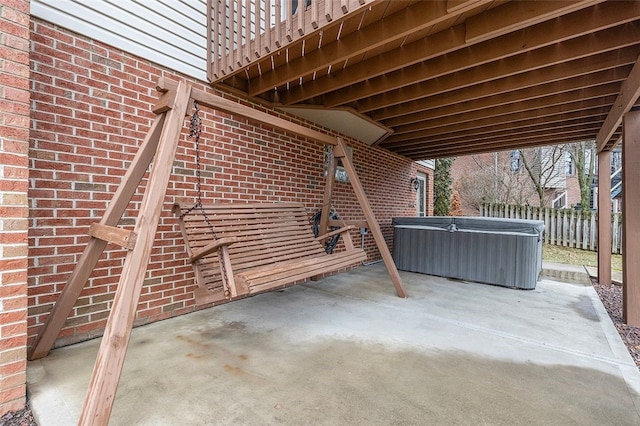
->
<box><xmin>410</xmin><ymin>177</ymin><xmax>419</xmax><ymax>190</ymax></box>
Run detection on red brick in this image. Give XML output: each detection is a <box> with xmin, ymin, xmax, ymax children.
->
<box><xmin>0</xmin><ymin>386</ymin><xmax>27</xmax><ymax>407</ymax></box>
<box><xmin>0</xmin><ymin>360</ymin><xmax>26</xmax><ymax>377</ymax></box>
<box><xmin>0</xmin><ymin>334</ymin><xmax>27</xmax><ymax>352</ymax></box>
<box><xmin>1</xmin><ymin>0</ymin><xmax>29</xmax><ymax>14</ymax></box>
<box><xmin>0</xmin><ymin>283</ymin><xmax>27</xmax><ymax>297</ymax></box>
<box><xmin>0</xmin><ymin>19</ymin><xmax>29</xmax><ymax>39</ymax></box>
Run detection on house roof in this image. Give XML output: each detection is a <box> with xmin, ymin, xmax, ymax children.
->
<box><xmin>209</xmin><ymin>0</ymin><xmax>640</xmax><ymax>159</ymax></box>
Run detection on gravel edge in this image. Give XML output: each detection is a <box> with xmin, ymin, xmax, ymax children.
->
<box><xmin>0</xmin><ymin>401</ymin><xmax>36</xmax><ymax>426</ymax></box>
<box><xmin>592</xmin><ymin>279</ymin><xmax>640</xmax><ymax>368</ymax></box>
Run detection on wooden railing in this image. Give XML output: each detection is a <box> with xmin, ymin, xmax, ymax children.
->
<box><xmin>207</xmin><ymin>0</ymin><xmax>373</xmax><ymax>81</ymax></box>
<box><xmin>480</xmin><ymin>203</ymin><xmax>623</xmax><ymax>254</ymax></box>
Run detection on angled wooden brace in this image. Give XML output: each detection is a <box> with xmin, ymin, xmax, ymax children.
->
<box><xmin>29</xmin><ymin>107</ymin><xmax>170</xmax><ymax>361</ymax></box>
<box><xmin>331</xmin><ymin>137</ymin><xmax>408</xmax><ymax>298</ymax></box>
<box><xmin>76</xmin><ymin>80</ymin><xmax>193</xmax><ymax>425</ymax></box>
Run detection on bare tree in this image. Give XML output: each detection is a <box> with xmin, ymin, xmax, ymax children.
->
<box><xmin>455</xmin><ymin>152</ymin><xmax>535</xmax><ymax>212</ymax></box>
<box><xmin>519</xmin><ymin>145</ymin><xmax>568</xmax><ymax>207</ymax></box>
<box><xmin>567</xmin><ymin>140</ymin><xmax>596</xmax><ymax>212</ymax></box>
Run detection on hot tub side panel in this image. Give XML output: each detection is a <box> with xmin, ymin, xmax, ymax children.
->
<box><xmin>392</xmin><ymin>217</ymin><xmax>543</xmax><ymax>289</ymax></box>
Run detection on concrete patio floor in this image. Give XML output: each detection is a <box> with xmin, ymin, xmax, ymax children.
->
<box><xmin>28</xmin><ymin>263</ymin><xmax>640</xmax><ymax>425</ymax></box>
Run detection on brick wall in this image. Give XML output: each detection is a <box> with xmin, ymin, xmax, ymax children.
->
<box><xmin>0</xmin><ymin>0</ymin><xmax>30</xmax><ymax>416</ymax></box>
<box><xmin>27</xmin><ymin>19</ymin><xmax>432</xmax><ymax>350</ymax></box>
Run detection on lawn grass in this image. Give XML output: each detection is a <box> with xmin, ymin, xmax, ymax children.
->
<box><xmin>543</xmin><ymin>244</ymin><xmax>622</xmax><ymax>272</ymax></box>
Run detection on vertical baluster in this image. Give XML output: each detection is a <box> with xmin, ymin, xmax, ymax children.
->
<box><xmin>311</xmin><ymin>0</ymin><xmax>319</xmax><ymax>28</ymax></box>
<box><xmin>286</xmin><ymin>0</ymin><xmax>294</xmax><ymax>42</ymax></box>
<box><xmin>298</xmin><ymin>0</ymin><xmax>305</xmax><ymax>36</ymax></box>
<box><xmin>264</xmin><ymin>0</ymin><xmax>271</xmax><ymax>52</ymax></box>
<box><xmin>245</xmin><ymin>0</ymin><xmax>251</xmax><ymax>63</ymax></box>
<box><xmin>274</xmin><ymin>1</ymin><xmax>282</xmax><ymax>47</ymax></box>
<box><xmin>211</xmin><ymin>0</ymin><xmax>219</xmax><ymax>79</ymax></box>
<box><xmin>221</xmin><ymin>0</ymin><xmax>228</xmax><ymax>73</ymax></box>
<box><xmin>236</xmin><ymin>0</ymin><xmax>243</xmax><ymax>67</ymax></box>
<box><xmin>231</xmin><ymin>0</ymin><xmax>238</xmax><ymax>68</ymax></box>
<box><xmin>325</xmin><ymin>0</ymin><xmax>333</xmax><ymax>21</ymax></box>
<box><xmin>252</xmin><ymin>0</ymin><xmax>258</xmax><ymax>58</ymax></box>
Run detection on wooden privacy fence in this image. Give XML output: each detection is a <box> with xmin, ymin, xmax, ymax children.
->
<box><xmin>480</xmin><ymin>203</ymin><xmax>623</xmax><ymax>254</ymax></box>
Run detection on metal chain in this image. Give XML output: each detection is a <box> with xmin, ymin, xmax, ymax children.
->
<box><xmin>182</xmin><ymin>101</ymin><xmax>231</xmax><ymax>295</ymax></box>
<box><xmin>190</xmin><ymin>101</ymin><xmax>204</xmax><ymax>210</ymax></box>
<box><xmin>182</xmin><ymin>102</ymin><xmax>217</xmax><ymax>239</ymax></box>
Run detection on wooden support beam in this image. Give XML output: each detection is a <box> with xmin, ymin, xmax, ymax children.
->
<box><xmin>89</xmin><ymin>223</ymin><xmax>137</xmax><ymax>250</ymax></box>
<box><xmin>335</xmin><ymin>137</ymin><xmax>408</xmax><ymax>298</ymax></box>
<box><xmin>386</xmin><ymin>101</ymin><xmax>612</xmax><ymax>143</ymax></box>
<box><xmin>384</xmin><ymin>79</ymin><xmax>623</xmax><ymax>129</ymax></box>
<box><xmin>28</xmin><ymin>113</ymin><xmax>167</xmax><ymax>361</ymax></box>
<box><xmin>371</xmin><ymin>48</ymin><xmax>639</xmax><ymax>121</ymax></box>
<box><xmin>249</xmin><ymin>1</ymin><xmax>490</xmax><ymax>96</ymax></box>
<box><xmin>597</xmin><ymin>150</ymin><xmax>612</xmax><ymax>287</ymax></box>
<box><xmin>352</xmin><ymin>23</ymin><xmax>640</xmax><ymax>112</ymax></box>
<box><xmin>623</xmin><ymin>110</ymin><xmax>640</xmax><ymax>326</ymax></box>
<box><xmin>78</xmin><ymin>80</ymin><xmax>193</xmax><ymax>425</ymax></box>
<box><xmin>329</xmin><ymin>219</ymin><xmax>368</xmax><ymax>228</ymax></box>
<box><xmin>158</xmin><ymin>77</ymin><xmax>338</xmax><ymax>146</ymax></box>
<box><xmin>597</xmin><ymin>54</ymin><xmax>640</xmax><ymax>152</ymax></box>
<box><xmin>464</xmin><ymin>0</ymin><xmax>599</xmax><ymax>44</ymax></box>
<box><xmin>281</xmin><ymin>0</ymin><xmax>619</xmax><ymax>105</ymax></box>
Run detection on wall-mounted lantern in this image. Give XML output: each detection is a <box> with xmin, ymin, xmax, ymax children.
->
<box><xmin>410</xmin><ymin>177</ymin><xmax>420</xmax><ymax>190</ymax></box>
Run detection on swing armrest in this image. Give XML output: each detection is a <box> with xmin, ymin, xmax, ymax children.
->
<box><xmin>316</xmin><ymin>225</ymin><xmax>357</xmax><ymax>242</ymax></box>
<box><xmin>190</xmin><ymin>237</ymin><xmax>240</xmax><ymax>263</ymax></box>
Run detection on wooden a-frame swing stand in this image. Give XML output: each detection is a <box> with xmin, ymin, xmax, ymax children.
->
<box><xmin>28</xmin><ymin>79</ymin><xmax>408</xmax><ymax>425</ymax></box>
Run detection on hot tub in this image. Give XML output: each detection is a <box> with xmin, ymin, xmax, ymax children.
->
<box><xmin>392</xmin><ymin>217</ymin><xmax>545</xmax><ymax>289</ymax></box>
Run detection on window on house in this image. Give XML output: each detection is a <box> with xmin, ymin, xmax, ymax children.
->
<box><xmin>510</xmin><ymin>150</ymin><xmax>521</xmax><ymax>172</ymax></box>
<box><xmin>291</xmin><ymin>0</ymin><xmax>312</xmax><ymax>15</ymax></box>
<box><xmin>565</xmin><ymin>152</ymin><xmax>575</xmax><ymax>175</ymax></box>
<box><xmin>416</xmin><ymin>173</ymin><xmax>427</xmax><ymax>217</ymax></box>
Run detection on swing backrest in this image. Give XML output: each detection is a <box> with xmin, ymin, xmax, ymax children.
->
<box><xmin>174</xmin><ymin>201</ymin><xmax>331</xmax><ymax>293</ymax></box>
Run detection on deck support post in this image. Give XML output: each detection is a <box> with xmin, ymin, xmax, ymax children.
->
<box><xmin>623</xmin><ymin>110</ymin><xmax>640</xmax><ymax>326</ymax></box>
<box><xmin>597</xmin><ymin>149</ymin><xmax>612</xmax><ymax>287</ymax></box>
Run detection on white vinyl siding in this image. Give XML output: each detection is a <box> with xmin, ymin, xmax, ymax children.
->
<box><xmin>30</xmin><ymin>0</ymin><xmax>208</xmax><ymax>81</ymax></box>
<box><xmin>416</xmin><ymin>160</ymin><xmax>435</xmax><ymax>170</ymax></box>
<box><xmin>541</xmin><ymin>146</ymin><xmax>567</xmax><ymax>189</ymax></box>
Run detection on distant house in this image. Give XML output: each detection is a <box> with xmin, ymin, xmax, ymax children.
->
<box><xmin>451</xmin><ymin>146</ymin><xmax>587</xmax><ymax>215</ymax></box>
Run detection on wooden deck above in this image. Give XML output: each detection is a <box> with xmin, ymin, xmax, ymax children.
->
<box><xmin>208</xmin><ymin>0</ymin><xmax>640</xmax><ymax>158</ymax></box>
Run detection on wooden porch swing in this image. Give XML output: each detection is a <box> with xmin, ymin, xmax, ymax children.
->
<box><xmin>172</xmin><ymin>101</ymin><xmax>367</xmax><ymax>305</ymax></box>
<box><xmin>173</xmin><ymin>201</ymin><xmax>368</xmax><ymax>305</ymax></box>
<box><xmin>28</xmin><ymin>79</ymin><xmax>407</xmax><ymax>425</ymax></box>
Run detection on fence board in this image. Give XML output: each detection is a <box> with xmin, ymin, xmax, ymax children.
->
<box><xmin>481</xmin><ymin>203</ymin><xmax>621</xmax><ymax>254</ymax></box>
<box><xmin>575</xmin><ymin>211</ymin><xmax>582</xmax><ymax>249</ymax></box>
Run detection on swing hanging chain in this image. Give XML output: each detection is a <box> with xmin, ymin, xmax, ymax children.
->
<box><xmin>182</xmin><ymin>101</ymin><xmax>217</xmax><ymax>240</ymax></box>
<box><xmin>182</xmin><ymin>102</ymin><xmax>231</xmax><ymax>295</ymax></box>
<box><xmin>191</xmin><ymin>100</ymin><xmax>204</xmax><ymax>209</ymax></box>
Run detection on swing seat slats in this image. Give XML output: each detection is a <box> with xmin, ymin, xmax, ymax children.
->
<box><xmin>174</xmin><ymin>201</ymin><xmax>367</xmax><ymax>306</ymax></box>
